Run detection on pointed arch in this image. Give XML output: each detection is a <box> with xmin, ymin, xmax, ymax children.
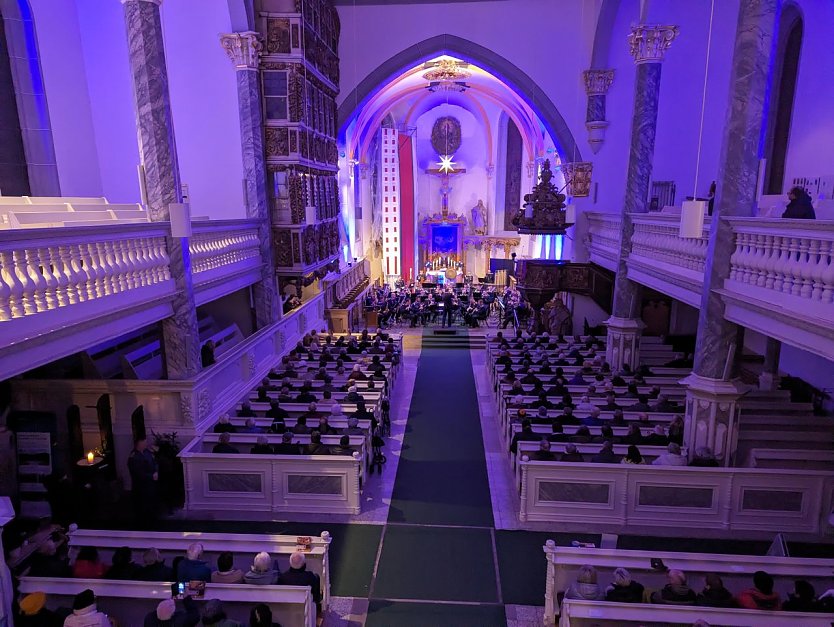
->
<box><xmin>337</xmin><ymin>33</ymin><xmax>582</xmax><ymax>162</ymax></box>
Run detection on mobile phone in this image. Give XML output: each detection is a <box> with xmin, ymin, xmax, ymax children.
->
<box><xmin>650</xmin><ymin>558</ymin><xmax>668</xmax><ymax>571</ymax></box>
<box><xmin>171</xmin><ymin>582</ymin><xmax>185</xmax><ymax>598</ymax></box>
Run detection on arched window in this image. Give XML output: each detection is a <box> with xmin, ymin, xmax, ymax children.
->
<box><xmin>765</xmin><ymin>6</ymin><xmax>803</xmax><ymax>195</ymax></box>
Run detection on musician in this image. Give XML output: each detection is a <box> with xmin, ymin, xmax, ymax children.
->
<box><xmin>442</xmin><ymin>289</ymin><xmax>455</xmax><ymax>327</ymax></box>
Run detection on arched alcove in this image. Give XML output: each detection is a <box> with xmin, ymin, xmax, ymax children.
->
<box><xmin>337</xmin><ymin>33</ymin><xmax>582</xmax><ymax>162</ymax></box>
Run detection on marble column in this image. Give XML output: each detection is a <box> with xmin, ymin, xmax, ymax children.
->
<box><xmin>684</xmin><ymin>0</ymin><xmax>779</xmax><ymax>464</ymax></box>
<box><xmin>220</xmin><ymin>31</ymin><xmax>281</xmax><ymax>329</ymax></box>
<box><xmin>606</xmin><ymin>24</ymin><xmax>678</xmax><ymax>370</ymax></box>
<box><xmin>122</xmin><ymin>0</ymin><xmax>200</xmax><ymax>379</ymax></box>
<box><xmin>583</xmin><ymin>69</ymin><xmax>615</xmax><ymax>154</ymax></box>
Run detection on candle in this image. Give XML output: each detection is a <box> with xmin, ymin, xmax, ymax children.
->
<box><xmin>87</xmin><ymin>452</ymin><xmax>95</xmax><ymax>464</ymax></box>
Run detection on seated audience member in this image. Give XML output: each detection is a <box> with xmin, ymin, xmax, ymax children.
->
<box><xmin>200</xmin><ymin>599</ymin><xmax>241</xmax><ymax>627</ymax></box>
<box><xmin>64</xmin><ymin>589</ymin><xmax>112</xmax><ymax>627</ymax></box>
<box><xmin>292</xmin><ymin>415</ymin><xmax>312</xmax><ymax>435</ymax></box>
<box><xmin>106</xmin><ymin>546</ymin><xmax>139</xmax><ymax>580</ymax></box>
<box><xmin>277</xmin><ymin>386</ymin><xmax>293</xmax><ymax>403</ymax></box>
<box><xmin>611</xmin><ymin>408</ymin><xmax>626</xmax><ymax>425</ymax></box>
<box><xmin>331</xmin><ymin>434</ymin><xmax>355</xmax><ymax>455</ymax></box>
<box><xmin>555</xmin><ymin>406</ymin><xmax>580</xmax><ymax>425</ymax></box>
<box><xmin>213</xmin><ymin>415</ymin><xmax>236</xmax><ymax>434</ymax></box>
<box><xmin>139</xmin><ymin>548</ymin><xmax>173</xmax><ymax>582</ymax></box>
<box><xmin>317</xmin><ymin>416</ymin><xmax>339</xmax><ymax>435</ymax></box>
<box><xmin>652</xmin><ymin>442</ymin><xmax>687</xmax><ymax>466</ymax></box>
<box><xmin>304</xmin><ymin>431</ymin><xmax>331</xmax><ymax>455</ymax></box>
<box><xmin>653</xmin><ymin>394</ymin><xmax>681</xmax><ymax>413</ymax></box>
<box><xmin>696</xmin><ymin>573</ymin><xmax>736</xmax><ymax>608</ymax></box>
<box><xmin>569</xmin><ymin>425</ymin><xmax>592</xmax><ymax>443</ymax></box>
<box><xmin>569</xmin><ymin>371</ymin><xmax>587</xmax><ymax>385</ymax></box>
<box><xmin>531</xmin><ymin>393</ymin><xmax>554</xmax><ymax>410</ymax></box>
<box><xmin>690</xmin><ymin>446</ymin><xmax>719</xmax><ymax>467</ymax></box>
<box><xmin>256</xmin><ymin>386</ymin><xmax>270</xmax><ymax>403</ymax></box>
<box><xmin>28</xmin><ymin>540</ymin><xmax>71</xmax><ymax>578</ymax></box>
<box><xmin>343</xmin><ymin>416</ymin><xmax>364</xmax><ymax>435</ymax></box>
<box><xmin>177</xmin><ymin>543</ymin><xmax>212</xmax><ymax>582</ymax></box>
<box><xmin>295</xmin><ymin>385</ymin><xmax>317</xmax><ymax>403</ymax></box>
<box><xmin>643</xmin><ymin>425</ymin><xmax>669</xmax><ymax>446</ymax></box>
<box><xmin>330</xmin><ymin>403</ymin><xmax>346</xmax><ymax>420</ymax></box>
<box><xmin>242</xmin><ymin>418</ymin><xmax>262</xmax><ymax>434</ymax></box>
<box><xmin>248</xmin><ymin>604</ymin><xmax>280</xmax><ymax>627</ymax></box>
<box><xmin>531</xmin><ymin>439</ymin><xmax>556</xmax><ymax>461</ymax></box>
<box><xmin>622</xmin><ymin>382</ymin><xmax>640</xmax><ymax>398</ymax></box>
<box><xmin>212</xmin><ymin>432</ymin><xmax>239</xmax><ymax>454</ymax></box>
<box><xmin>648</xmin><ymin>384</ymin><xmax>662</xmax><ymax>399</ymax></box>
<box><xmin>345</xmin><ymin>385</ymin><xmax>364</xmax><ymax>403</ymax></box>
<box><xmin>600</xmin><ymin>392</ymin><xmax>621</xmax><ymax>411</ymax></box>
<box><xmin>737</xmin><ymin>570</ymin><xmax>781</xmax><ymax>610</ymax></box>
<box><xmin>211</xmin><ymin>551</ymin><xmax>244</xmax><ymax>584</ymax></box>
<box><xmin>565</xmin><ymin>564</ymin><xmax>604</xmax><ymax>600</ymax></box>
<box><xmin>549</xmin><ymin>423</ymin><xmax>568</xmax><ymax>442</ymax></box>
<box><xmin>605</xmin><ymin>567</ymin><xmax>645</xmax><ymax>603</ymax></box>
<box><xmin>250</xmin><ymin>436</ymin><xmax>273</xmax><ymax>455</ymax></box>
<box><xmin>143</xmin><ymin>597</ymin><xmax>199</xmax><ymax>627</ymax></box>
<box><xmin>651</xmin><ymin>569</ymin><xmax>697</xmax><ymax>605</ymax></box>
<box><xmin>623</xmin><ymin>424</ymin><xmax>643</xmax><ymax>445</ymax></box>
<box><xmin>580</xmin><ymin>407</ymin><xmax>604</xmax><ymax>426</ymax></box>
<box><xmin>782</xmin><ymin>580</ymin><xmax>820</xmax><ymax>613</ymax></box>
<box><xmin>667</xmin><ymin>415</ymin><xmax>684</xmax><ymax>445</ymax></box>
<box><xmin>532</xmin><ymin>406</ymin><xmax>553</xmax><ymax>425</ymax></box>
<box><xmin>244</xmin><ymin>552</ymin><xmax>278</xmax><ymax>585</ymax></box>
<box><xmin>593</xmin><ymin>424</ymin><xmax>616</xmax><ymax>444</ymax></box>
<box><xmin>266</xmin><ymin>398</ymin><xmax>288</xmax><ymax>420</ymax></box>
<box><xmin>574</xmin><ymin>395</ymin><xmax>596</xmax><ymax>414</ymax></box>
<box><xmin>560</xmin><ymin>443</ymin><xmax>586</xmax><ymax>463</ymax></box>
<box><xmin>273</xmin><ymin>432</ymin><xmax>299</xmax><ymax>455</ymax></box>
<box><xmin>73</xmin><ymin>547</ymin><xmax>108</xmax><ymax>579</ymax></box>
<box><xmin>17</xmin><ymin>592</ymin><xmax>64</xmax><ymax>627</ymax></box>
<box><xmin>621</xmin><ymin>444</ymin><xmax>645</xmax><ymax>465</ymax></box>
<box><xmin>237</xmin><ymin>401</ymin><xmax>256</xmax><ymax>418</ymax></box>
<box><xmin>591</xmin><ymin>440</ymin><xmax>620</xmax><ymax>464</ymax></box>
<box><xmin>629</xmin><ymin>394</ymin><xmax>652</xmax><ymax>412</ymax></box>
<box><xmin>277</xmin><ymin>552</ymin><xmax>323</xmax><ymax>605</ymax></box>
<box><xmin>510</xmin><ymin>420</ymin><xmax>539</xmax><ymax>454</ymax></box>
<box><xmin>348</xmin><ymin>364</ymin><xmax>367</xmax><ymax>381</ymax></box>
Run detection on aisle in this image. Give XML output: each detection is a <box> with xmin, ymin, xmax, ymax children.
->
<box><xmin>366</xmin><ymin>334</ymin><xmax>505</xmax><ymax>626</ymax></box>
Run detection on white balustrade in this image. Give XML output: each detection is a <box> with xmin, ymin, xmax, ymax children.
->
<box><xmin>630</xmin><ymin>213</ymin><xmax>709</xmax><ymax>273</ymax></box>
<box><xmin>0</xmin><ymin>225</ymin><xmax>172</xmax><ymax>322</ymax></box>
<box><xmin>725</xmin><ymin>218</ymin><xmax>834</xmax><ymax>307</ymax></box>
<box><xmin>189</xmin><ymin>220</ymin><xmax>261</xmax><ymax>279</ymax></box>
<box><xmin>584</xmin><ymin>213</ymin><xmax>621</xmax><ymax>265</ymax></box>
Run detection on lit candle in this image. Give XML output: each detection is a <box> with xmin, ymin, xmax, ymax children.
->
<box><xmin>87</xmin><ymin>452</ymin><xmax>95</xmax><ymax>464</ymax></box>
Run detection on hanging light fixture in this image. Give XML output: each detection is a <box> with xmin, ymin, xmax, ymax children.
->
<box><xmin>423</xmin><ymin>58</ymin><xmax>471</xmax><ymax>93</ymax></box>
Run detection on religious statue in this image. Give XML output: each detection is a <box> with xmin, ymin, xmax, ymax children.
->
<box><xmin>471</xmin><ymin>199</ymin><xmax>487</xmax><ymax>235</ymax></box>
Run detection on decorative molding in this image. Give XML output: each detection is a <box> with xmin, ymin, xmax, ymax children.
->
<box><xmin>121</xmin><ymin>0</ymin><xmax>162</xmax><ymax>4</ymax></box>
<box><xmin>219</xmin><ymin>31</ymin><xmax>263</xmax><ymax>70</ymax></box>
<box><xmin>628</xmin><ymin>25</ymin><xmax>679</xmax><ymax>64</ymax></box>
<box><xmin>561</xmin><ymin>162</ymin><xmax>593</xmax><ymax>198</ymax></box>
<box><xmin>583</xmin><ymin>69</ymin><xmax>614</xmax><ymax>95</ymax></box>
<box><xmin>586</xmin><ymin>120</ymin><xmax>610</xmax><ymax>154</ymax></box>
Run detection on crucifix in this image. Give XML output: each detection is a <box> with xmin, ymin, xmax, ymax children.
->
<box><xmin>425</xmin><ymin>154</ymin><xmax>466</xmax><ymax>218</ymax></box>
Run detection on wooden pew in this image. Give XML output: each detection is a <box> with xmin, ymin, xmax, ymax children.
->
<box><xmin>17</xmin><ymin>578</ymin><xmax>315</xmax><ymax>627</ymax></box>
<box><xmin>67</xmin><ymin>528</ymin><xmax>332</xmax><ymax>609</ymax></box>
<box><xmin>559</xmin><ymin>598</ymin><xmax>834</xmax><ymax>626</ymax></box>
<box><xmin>544</xmin><ymin>544</ymin><xmax>834</xmax><ymax>624</ymax></box>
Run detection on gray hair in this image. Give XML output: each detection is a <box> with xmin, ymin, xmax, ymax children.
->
<box><xmin>612</xmin><ymin>567</ymin><xmax>631</xmax><ymax>586</ymax></box>
<box><xmin>252</xmin><ymin>552</ymin><xmax>272</xmax><ymax>572</ymax></box>
<box><xmin>186</xmin><ymin>543</ymin><xmax>204</xmax><ymax>561</ymax></box>
<box><xmin>667</xmin><ymin>442</ymin><xmax>682</xmax><ymax>455</ymax></box>
<box><xmin>577</xmin><ymin>564</ymin><xmax>597</xmax><ymax>584</ymax></box>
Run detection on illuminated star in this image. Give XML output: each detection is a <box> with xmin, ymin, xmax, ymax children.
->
<box><xmin>438</xmin><ymin>154</ymin><xmax>456</xmax><ymax>174</ymax></box>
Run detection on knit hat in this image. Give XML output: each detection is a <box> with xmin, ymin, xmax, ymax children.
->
<box><xmin>156</xmin><ymin>598</ymin><xmax>176</xmax><ymax>620</ymax></box>
<box><xmin>19</xmin><ymin>592</ymin><xmax>46</xmax><ymax>615</ymax></box>
<box><xmin>72</xmin><ymin>589</ymin><xmax>95</xmax><ymax>611</ymax></box>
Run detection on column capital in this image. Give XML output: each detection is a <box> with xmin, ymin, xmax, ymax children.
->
<box><xmin>220</xmin><ymin>31</ymin><xmax>263</xmax><ymax>70</ymax></box>
<box><xmin>628</xmin><ymin>24</ymin><xmax>679</xmax><ymax>64</ymax></box>
<box><xmin>120</xmin><ymin>0</ymin><xmax>162</xmax><ymax>4</ymax></box>
<box><xmin>560</xmin><ymin>161</ymin><xmax>593</xmax><ymax>198</ymax></box>
<box><xmin>583</xmin><ymin>69</ymin><xmax>615</xmax><ymax>96</ymax></box>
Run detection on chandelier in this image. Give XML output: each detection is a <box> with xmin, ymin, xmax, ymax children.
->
<box><xmin>423</xmin><ymin>59</ymin><xmax>471</xmax><ymax>93</ymax></box>
<box><xmin>512</xmin><ymin>160</ymin><xmax>573</xmax><ymax>235</ymax></box>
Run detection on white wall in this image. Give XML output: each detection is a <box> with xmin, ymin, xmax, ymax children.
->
<box><xmin>336</xmin><ymin>0</ymin><xmax>598</xmax><ymax>159</ymax></box>
<box><xmin>29</xmin><ymin>0</ymin><xmax>103</xmax><ymax>197</ymax></box>
<box><xmin>591</xmin><ymin>0</ymin><xmax>739</xmax><ymax>214</ymax></box>
<box><xmin>30</xmin><ymin>0</ymin><xmax>245</xmax><ymax>217</ymax></box>
<box><xmin>784</xmin><ymin>0</ymin><xmax>834</xmax><ymax>189</ymax></box>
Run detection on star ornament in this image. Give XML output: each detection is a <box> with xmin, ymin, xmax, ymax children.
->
<box><xmin>438</xmin><ymin>154</ymin><xmax>456</xmax><ymax>174</ymax></box>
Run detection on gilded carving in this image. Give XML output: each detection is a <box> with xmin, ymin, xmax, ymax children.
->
<box><xmin>628</xmin><ymin>25</ymin><xmax>679</xmax><ymax>64</ymax></box>
<box><xmin>430</xmin><ymin>116</ymin><xmax>462</xmax><ymax>155</ymax></box>
<box><xmin>274</xmin><ymin>228</ymin><xmax>293</xmax><ymax>267</ymax></box>
<box><xmin>219</xmin><ymin>32</ymin><xmax>262</xmax><ymax>70</ymax></box>
<box><xmin>266</xmin><ymin>18</ymin><xmax>291</xmax><ymax>54</ymax></box>
<box><xmin>561</xmin><ymin>161</ymin><xmax>593</xmax><ymax>198</ymax></box>
<box><xmin>266</xmin><ymin>127</ymin><xmax>290</xmax><ymax>157</ymax></box>
<box><xmin>583</xmin><ymin>69</ymin><xmax>615</xmax><ymax>95</ymax></box>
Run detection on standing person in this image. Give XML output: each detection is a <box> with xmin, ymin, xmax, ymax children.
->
<box><xmin>442</xmin><ymin>289</ymin><xmax>454</xmax><ymax>327</ymax></box>
<box><xmin>128</xmin><ymin>437</ymin><xmax>158</xmax><ymax>526</ymax></box>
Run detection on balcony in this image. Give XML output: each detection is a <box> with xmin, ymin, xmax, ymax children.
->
<box><xmin>585</xmin><ymin>212</ymin><xmax>834</xmax><ymax>360</ymax></box>
<box><xmin>0</xmin><ymin>220</ymin><xmax>264</xmax><ymax>381</ymax></box>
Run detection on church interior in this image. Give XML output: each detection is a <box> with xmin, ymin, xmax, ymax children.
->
<box><xmin>1</xmin><ymin>0</ymin><xmax>834</xmax><ymax>625</ymax></box>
